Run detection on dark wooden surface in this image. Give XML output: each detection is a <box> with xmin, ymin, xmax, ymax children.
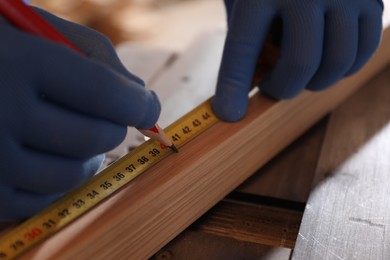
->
<box><xmin>151</xmin><ymin>230</ymin><xmax>292</xmax><ymax>260</ymax></box>
<box><xmin>192</xmin><ymin>198</ymin><xmax>302</xmax><ymax>248</ymax></box>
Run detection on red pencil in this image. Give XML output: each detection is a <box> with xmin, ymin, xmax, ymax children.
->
<box><xmin>0</xmin><ymin>0</ymin><xmax>178</xmax><ymax>153</ymax></box>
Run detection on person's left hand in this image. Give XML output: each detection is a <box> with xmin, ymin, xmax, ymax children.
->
<box><xmin>213</xmin><ymin>0</ymin><xmax>383</xmax><ymax>121</ymax></box>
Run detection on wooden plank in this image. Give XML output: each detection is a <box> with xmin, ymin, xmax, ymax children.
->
<box><xmin>236</xmin><ymin>117</ymin><xmax>328</xmax><ymax>203</ymax></box>
<box><xmin>293</xmin><ymin>10</ymin><xmax>390</xmax><ymax>260</ymax></box>
<box><xmin>159</xmin><ymin>194</ymin><xmax>303</xmax><ymax>259</ymax></box>
<box><xmin>116</xmin><ymin>43</ymin><xmax>174</xmax><ymax>87</ymax></box>
<box><xmin>15</xmin><ymin>23</ymin><xmax>390</xmax><ymax>259</ymax></box>
<box><xmin>191</xmin><ymin>199</ymin><xmax>303</xmax><ymax>248</ymax></box>
<box><xmin>151</xmin><ymin>230</ymin><xmax>292</xmax><ymax>260</ymax></box>
<box><xmin>160</xmin><ymin>194</ymin><xmax>303</xmax><ymax>258</ymax></box>
<box><xmin>147</xmin><ymin>30</ymin><xmax>225</xmax><ymax>127</ymax></box>
<box><xmin>292</xmin><ymin>66</ymin><xmax>390</xmax><ymax>259</ymax></box>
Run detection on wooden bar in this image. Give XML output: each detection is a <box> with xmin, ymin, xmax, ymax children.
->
<box><xmin>236</xmin><ymin>118</ymin><xmax>328</xmax><ymax>203</ymax></box>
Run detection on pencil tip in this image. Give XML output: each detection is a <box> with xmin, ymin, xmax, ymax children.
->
<box><xmin>169</xmin><ymin>145</ymin><xmax>179</xmax><ymax>153</ymax></box>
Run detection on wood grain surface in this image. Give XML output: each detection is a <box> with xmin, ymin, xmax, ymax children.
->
<box><xmin>236</xmin><ymin>118</ymin><xmax>328</xmax><ymax>203</ymax></box>
<box><xmin>293</xmin><ymin>66</ymin><xmax>390</xmax><ymax>260</ymax></box>
<box><xmin>192</xmin><ymin>199</ymin><xmax>302</xmax><ymax>248</ymax></box>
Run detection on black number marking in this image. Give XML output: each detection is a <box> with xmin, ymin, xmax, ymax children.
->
<box><xmin>192</xmin><ymin>119</ymin><xmax>201</xmax><ymax>127</ymax></box>
<box><xmin>126</xmin><ymin>164</ymin><xmax>136</xmax><ymax>173</ymax></box>
<box><xmin>182</xmin><ymin>126</ymin><xmax>191</xmax><ymax>134</ymax></box>
<box><xmin>58</xmin><ymin>209</ymin><xmax>70</xmax><ymax>218</ymax></box>
<box><xmin>137</xmin><ymin>156</ymin><xmax>149</xmax><ymax>164</ymax></box>
<box><xmin>149</xmin><ymin>148</ymin><xmax>160</xmax><ymax>157</ymax></box>
<box><xmin>202</xmin><ymin>112</ymin><xmax>211</xmax><ymax>120</ymax></box>
<box><xmin>87</xmin><ymin>190</ymin><xmax>99</xmax><ymax>199</ymax></box>
<box><xmin>100</xmin><ymin>181</ymin><xmax>112</xmax><ymax>190</ymax></box>
<box><xmin>172</xmin><ymin>133</ymin><xmax>181</xmax><ymax>142</ymax></box>
<box><xmin>42</xmin><ymin>219</ymin><xmax>56</xmax><ymax>229</ymax></box>
<box><xmin>72</xmin><ymin>199</ymin><xmax>85</xmax><ymax>209</ymax></box>
<box><xmin>10</xmin><ymin>240</ymin><xmax>24</xmax><ymax>251</ymax></box>
<box><xmin>113</xmin><ymin>172</ymin><xmax>125</xmax><ymax>181</ymax></box>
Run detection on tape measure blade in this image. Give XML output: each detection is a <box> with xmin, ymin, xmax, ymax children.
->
<box><xmin>0</xmin><ymin>98</ymin><xmax>218</xmax><ymax>259</ymax></box>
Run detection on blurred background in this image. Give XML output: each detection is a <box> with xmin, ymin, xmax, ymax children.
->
<box><xmin>30</xmin><ymin>0</ymin><xmax>226</xmax><ymax>51</ymax></box>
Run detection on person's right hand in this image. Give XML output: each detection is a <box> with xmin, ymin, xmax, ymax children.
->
<box><xmin>0</xmin><ymin>8</ymin><xmax>160</xmax><ymax>221</ymax></box>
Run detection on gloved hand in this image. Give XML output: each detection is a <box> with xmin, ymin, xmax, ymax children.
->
<box><xmin>0</xmin><ymin>8</ymin><xmax>160</xmax><ymax>220</ymax></box>
<box><xmin>213</xmin><ymin>0</ymin><xmax>383</xmax><ymax>121</ymax></box>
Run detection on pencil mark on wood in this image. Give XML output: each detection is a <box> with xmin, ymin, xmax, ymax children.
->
<box><xmin>348</xmin><ymin>217</ymin><xmax>385</xmax><ymax>229</ymax></box>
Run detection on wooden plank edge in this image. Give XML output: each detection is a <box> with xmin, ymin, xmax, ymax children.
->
<box><xmin>18</xmin><ymin>26</ymin><xmax>390</xmax><ymax>260</ymax></box>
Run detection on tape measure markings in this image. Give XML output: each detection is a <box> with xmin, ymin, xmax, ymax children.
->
<box><xmin>0</xmin><ymin>99</ymin><xmax>219</xmax><ymax>259</ymax></box>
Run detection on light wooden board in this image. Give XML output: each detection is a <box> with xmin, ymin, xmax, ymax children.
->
<box><xmin>146</xmin><ymin>30</ymin><xmax>225</xmax><ymax>128</ymax></box>
<box><xmin>14</xmin><ymin>22</ymin><xmax>390</xmax><ymax>259</ymax></box>
<box><xmin>293</xmin><ymin>9</ymin><xmax>390</xmax><ymax>260</ymax></box>
<box><xmin>293</xmin><ymin>66</ymin><xmax>390</xmax><ymax>260</ymax></box>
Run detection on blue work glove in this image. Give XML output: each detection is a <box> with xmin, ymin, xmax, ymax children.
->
<box><xmin>0</xmin><ymin>8</ymin><xmax>160</xmax><ymax>221</ymax></box>
<box><xmin>213</xmin><ymin>0</ymin><xmax>383</xmax><ymax>121</ymax></box>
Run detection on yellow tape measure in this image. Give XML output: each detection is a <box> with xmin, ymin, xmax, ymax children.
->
<box><xmin>0</xmin><ymin>98</ymin><xmax>218</xmax><ymax>259</ymax></box>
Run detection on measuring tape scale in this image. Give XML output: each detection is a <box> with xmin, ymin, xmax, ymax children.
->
<box><xmin>0</xmin><ymin>98</ymin><xmax>219</xmax><ymax>259</ymax></box>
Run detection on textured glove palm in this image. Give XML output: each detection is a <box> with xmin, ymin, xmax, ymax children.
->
<box><xmin>213</xmin><ymin>0</ymin><xmax>383</xmax><ymax>121</ymax></box>
<box><xmin>0</xmin><ymin>9</ymin><xmax>160</xmax><ymax>220</ymax></box>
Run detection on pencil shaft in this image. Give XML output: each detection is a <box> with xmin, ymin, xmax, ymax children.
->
<box><xmin>0</xmin><ymin>0</ymin><xmax>81</xmax><ymax>53</ymax></box>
